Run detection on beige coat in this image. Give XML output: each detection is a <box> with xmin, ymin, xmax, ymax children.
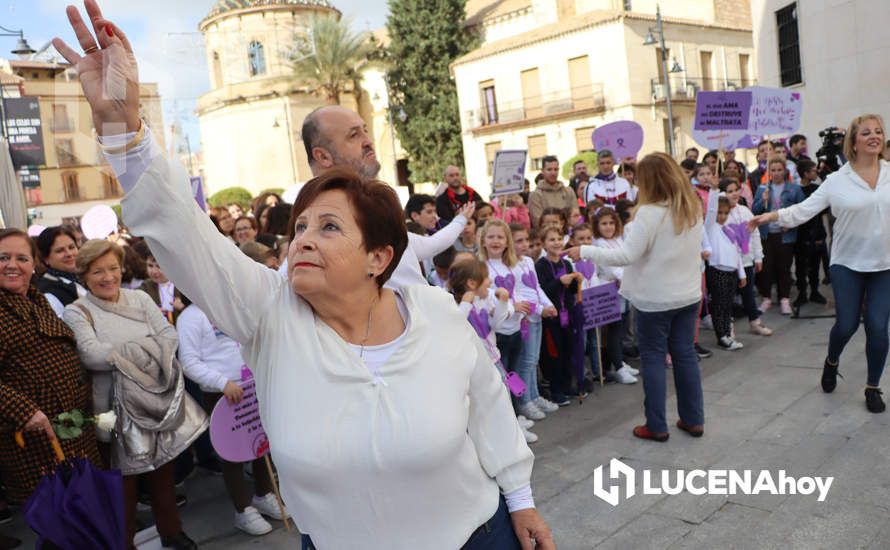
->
<box><xmin>528</xmin><ymin>180</ymin><xmax>577</xmax><ymax>227</ymax></box>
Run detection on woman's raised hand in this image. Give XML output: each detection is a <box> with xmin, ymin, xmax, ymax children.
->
<box><xmin>52</xmin><ymin>1</ymin><xmax>140</xmax><ymax>136</ymax></box>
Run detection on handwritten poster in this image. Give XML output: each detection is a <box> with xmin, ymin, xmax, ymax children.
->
<box><xmin>580</xmin><ymin>281</ymin><xmax>622</xmax><ymax>330</ymax></box>
<box><xmin>209</xmin><ymin>376</ymin><xmax>270</xmax><ymax>462</ymax></box>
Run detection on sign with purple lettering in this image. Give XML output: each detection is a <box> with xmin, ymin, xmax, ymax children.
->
<box><xmin>209</xmin><ymin>371</ymin><xmax>270</xmax><ymax>462</ymax></box>
<box><xmin>747</xmin><ymin>86</ymin><xmax>802</xmax><ymax>136</ymax></box>
<box><xmin>580</xmin><ymin>281</ymin><xmax>621</xmax><ymax>330</ymax></box>
<box><xmin>592</xmin><ymin>121</ymin><xmax>644</xmax><ymax>159</ymax></box>
<box><xmin>694</xmin><ymin>91</ymin><xmax>752</xmax><ymax>130</ymax></box>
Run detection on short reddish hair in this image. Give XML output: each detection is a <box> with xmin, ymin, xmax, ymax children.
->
<box><xmin>289</xmin><ymin>169</ymin><xmax>408</xmax><ymax>287</ymax></box>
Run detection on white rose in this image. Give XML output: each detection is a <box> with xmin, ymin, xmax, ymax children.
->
<box><xmin>95</xmin><ymin>411</ymin><xmax>117</xmax><ymax>432</ymax></box>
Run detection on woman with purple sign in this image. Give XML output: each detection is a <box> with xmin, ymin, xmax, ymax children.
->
<box><xmin>53</xmin><ymin>4</ymin><xmax>554</xmax><ymax>548</ymax></box>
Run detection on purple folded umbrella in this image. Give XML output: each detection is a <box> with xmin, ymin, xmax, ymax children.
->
<box><xmin>24</xmin><ymin>458</ymin><xmax>126</xmax><ymax>550</ymax></box>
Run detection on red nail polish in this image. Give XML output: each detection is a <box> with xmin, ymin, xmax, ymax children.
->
<box><xmin>105</xmin><ymin>24</ymin><xmax>113</xmax><ymax>38</ymax></box>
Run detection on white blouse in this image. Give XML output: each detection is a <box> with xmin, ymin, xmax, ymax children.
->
<box><xmin>117</xmin><ymin>152</ymin><xmax>533</xmax><ymax>549</ymax></box>
<box><xmin>778</xmin><ymin>160</ymin><xmax>890</xmax><ymax>272</ymax></box>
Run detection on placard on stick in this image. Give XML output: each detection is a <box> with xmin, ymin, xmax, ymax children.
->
<box><xmin>491</xmin><ymin>149</ymin><xmax>527</xmax><ymax>197</ymax></box>
<box><xmin>209</xmin><ymin>375</ymin><xmax>269</xmax><ymax>463</ymax></box>
<box><xmin>580</xmin><ymin>281</ymin><xmax>622</xmax><ymax>330</ymax></box>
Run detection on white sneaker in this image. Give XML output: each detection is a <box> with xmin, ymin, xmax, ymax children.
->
<box><xmin>234</xmin><ymin>506</ymin><xmax>273</xmax><ymax>536</ymax></box>
<box><xmin>252</xmin><ymin>492</ymin><xmax>289</xmax><ymax>520</ymax></box>
<box><xmin>700</xmin><ymin>314</ymin><xmax>714</xmax><ymax>330</ymax></box>
<box><xmin>534</xmin><ymin>397</ymin><xmax>560</xmax><ymax>413</ymax></box>
<box><xmin>718</xmin><ymin>336</ymin><xmax>744</xmax><ymax>351</ymax></box>
<box><xmin>780</xmin><ymin>298</ymin><xmax>792</xmax><ymax>315</ymax></box>
<box><xmin>615</xmin><ymin>365</ymin><xmax>638</xmax><ymax>384</ymax></box>
<box><xmin>516</xmin><ymin>415</ymin><xmax>535</xmax><ymax>429</ymax></box>
<box><xmin>621</xmin><ymin>362</ymin><xmax>639</xmax><ymax>376</ymax></box>
<box><xmin>522</xmin><ymin>427</ymin><xmax>539</xmax><ymax>443</ymax></box>
<box><xmin>760</xmin><ymin>298</ymin><xmax>773</xmax><ymax>312</ymax></box>
<box><xmin>518</xmin><ymin>402</ymin><xmax>546</xmax><ymax>421</ymax></box>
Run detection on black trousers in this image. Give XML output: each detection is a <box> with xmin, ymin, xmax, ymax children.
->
<box><xmin>794</xmin><ymin>239</ymin><xmax>823</xmax><ymax>295</ymax></box>
<box><xmin>706</xmin><ymin>266</ymin><xmax>738</xmax><ymax>340</ymax></box>
<box><xmin>758</xmin><ymin>234</ymin><xmax>794</xmax><ymax>300</ymax></box>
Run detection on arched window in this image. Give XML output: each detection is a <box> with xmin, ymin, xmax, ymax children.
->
<box><xmin>212</xmin><ymin>51</ymin><xmax>224</xmax><ymax>87</ymax></box>
<box><xmin>248</xmin><ymin>41</ymin><xmax>266</xmax><ymax>76</ymax></box>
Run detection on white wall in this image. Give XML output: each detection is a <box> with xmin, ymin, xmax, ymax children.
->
<box><xmin>752</xmin><ymin>0</ymin><xmax>890</xmax><ymax>144</ymax></box>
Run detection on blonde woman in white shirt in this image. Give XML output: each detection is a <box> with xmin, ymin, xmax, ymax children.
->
<box><xmin>566</xmin><ymin>153</ymin><xmax>704</xmax><ymax>442</ymax></box>
<box><xmin>751</xmin><ymin>114</ymin><xmax>890</xmax><ymax>414</ymax></box>
<box><xmin>53</xmin><ymin>5</ymin><xmax>553</xmax><ymax>548</ymax></box>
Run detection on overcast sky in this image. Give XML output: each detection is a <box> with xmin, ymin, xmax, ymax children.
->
<box><xmin>7</xmin><ymin>0</ymin><xmax>390</xmax><ymax>152</ymax></box>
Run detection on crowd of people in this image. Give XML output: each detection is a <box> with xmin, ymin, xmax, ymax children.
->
<box><xmin>1</xmin><ymin>2</ymin><xmax>888</xmax><ymax>548</ymax></box>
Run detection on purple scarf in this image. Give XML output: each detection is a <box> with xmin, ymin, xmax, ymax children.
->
<box><xmin>722</xmin><ymin>222</ymin><xmax>751</xmax><ymax>255</ymax></box>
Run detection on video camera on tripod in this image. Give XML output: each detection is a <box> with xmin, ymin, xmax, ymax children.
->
<box><xmin>815</xmin><ymin>127</ymin><xmax>846</xmax><ymax>179</ymax></box>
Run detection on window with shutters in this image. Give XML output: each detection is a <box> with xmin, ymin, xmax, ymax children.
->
<box><xmin>574</xmin><ymin>127</ymin><xmax>595</xmax><ymax>153</ymax></box>
<box><xmin>62</xmin><ymin>172</ymin><xmax>80</xmax><ymax>201</ymax></box>
<box><xmin>55</xmin><ymin>139</ymin><xmax>76</xmax><ymax>167</ymax></box>
<box><xmin>700</xmin><ymin>51</ymin><xmax>715</xmax><ymax>91</ymax></box>
<box><xmin>568</xmin><ymin>56</ymin><xmax>593</xmax><ymax>109</ymax></box>
<box><xmin>739</xmin><ymin>54</ymin><xmax>752</xmax><ymax>87</ymax></box>
<box><xmin>485</xmin><ymin>141</ymin><xmax>501</xmax><ymax>176</ymax></box>
<box><xmin>527</xmin><ymin>134</ymin><xmax>547</xmax><ymax>170</ymax></box>
<box><xmin>776</xmin><ymin>3</ymin><xmax>802</xmax><ymax>86</ymax></box>
<box><xmin>520</xmin><ymin>68</ymin><xmax>542</xmax><ymax>119</ymax></box>
<box><xmin>479</xmin><ymin>80</ymin><xmax>498</xmax><ymax>125</ymax></box>
<box><xmin>102</xmin><ymin>172</ymin><xmax>121</xmax><ymax>198</ymax></box>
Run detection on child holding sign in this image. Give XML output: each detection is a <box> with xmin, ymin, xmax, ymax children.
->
<box><xmin>570</xmin><ymin>224</ymin><xmax>604</xmax><ymax>383</ymax></box>
<box><xmin>592</xmin><ymin>210</ymin><xmax>638</xmax><ymax>384</ymax></box>
<box><xmin>177</xmin><ymin>295</ymin><xmax>287</xmax><ymax>536</ymax></box>
<box><xmin>536</xmin><ymin>226</ymin><xmax>583</xmax><ymax>404</ymax></box>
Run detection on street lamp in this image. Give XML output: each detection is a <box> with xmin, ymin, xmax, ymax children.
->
<box><xmin>0</xmin><ymin>26</ymin><xmax>35</xmax><ymax>57</ymax></box>
<box><xmin>643</xmin><ymin>4</ymin><xmax>683</xmax><ymax>157</ymax></box>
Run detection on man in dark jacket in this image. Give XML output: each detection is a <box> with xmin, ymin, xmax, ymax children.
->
<box><xmin>435</xmin><ymin>165</ymin><xmax>481</xmax><ymax>223</ymax></box>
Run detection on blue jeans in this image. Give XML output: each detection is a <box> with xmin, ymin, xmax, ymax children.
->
<box><xmin>496</xmin><ymin>331</ymin><xmax>523</xmax><ymax>374</ymax></box>
<box><xmin>827</xmin><ymin>264</ymin><xmax>890</xmax><ymax>387</ymax></box>
<box><xmin>516</xmin><ymin>320</ymin><xmax>542</xmax><ymax>404</ymax></box>
<box><xmin>300</xmin><ymin>496</ymin><xmax>521</xmax><ymax>550</ymax></box>
<box><xmin>635</xmin><ymin>303</ymin><xmax>704</xmax><ymax>433</ymax></box>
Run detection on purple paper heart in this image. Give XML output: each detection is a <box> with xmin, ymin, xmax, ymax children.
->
<box><xmin>467</xmin><ymin>307</ymin><xmax>491</xmax><ymax>339</ymax></box>
<box><xmin>722</xmin><ymin>222</ymin><xmax>751</xmax><ymax>255</ymax></box>
<box><xmin>575</xmin><ymin>260</ymin><xmax>596</xmax><ymax>281</ymax></box>
<box><xmin>520</xmin><ymin>269</ymin><xmax>537</xmax><ymax>289</ymax></box>
<box><xmin>494</xmin><ymin>273</ymin><xmax>515</xmax><ymax>298</ymax></box>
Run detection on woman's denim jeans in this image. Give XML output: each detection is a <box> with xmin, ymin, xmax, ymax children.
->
<box><xmin>827</xmin><ymin>264</ymin><xmax>890</xmax><ymax>387</ymax></box>
<box><xmin>635</xmin><ymin>303</ymin><xmax>704</xmax><ymax>433</ymax></box>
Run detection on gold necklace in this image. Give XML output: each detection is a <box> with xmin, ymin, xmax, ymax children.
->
<box><xmin>359</xmin><ymin>299</ymin><xmax>375</xmax><ymax>359</ymax></box>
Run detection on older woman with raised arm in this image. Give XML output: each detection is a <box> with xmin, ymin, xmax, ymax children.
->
<box><xmin>53</xmin><ymin>3</ymin><xmax>553</xmax><ymax>549</ymax></box>
<box><xmin>751</xmin><ymin>114</ymin><xmax>890</xmax><ymax>414</ymax></box>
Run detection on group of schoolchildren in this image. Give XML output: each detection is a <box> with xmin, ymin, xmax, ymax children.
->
<box><xmin>405</xmin><ymin>139</ymin><xmax>830</xmax><ymax>444</ymax></box>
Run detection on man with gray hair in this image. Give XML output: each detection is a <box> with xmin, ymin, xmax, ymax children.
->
<box><xmin>286</xmin><ymin>105</ymin><xmax>472</xmax><ymax>288</ymax></box>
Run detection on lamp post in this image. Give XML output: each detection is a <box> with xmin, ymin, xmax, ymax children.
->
<box><xmin>0</xmin><ymin>27</ymin><xmax>35</xmax><ymax>140</ymax></box>
<box><xmin>643</xmin><ymin>4</ymin><xmax>683</xmax><ymax>157</ymax></box>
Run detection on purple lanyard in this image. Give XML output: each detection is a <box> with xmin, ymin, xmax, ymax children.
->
<box><xmin>547</xmin><ymin>259</ymin><xmax>571</xmax><ymax>327</ymax></box>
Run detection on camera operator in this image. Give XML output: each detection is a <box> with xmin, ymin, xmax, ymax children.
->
<box><xmin>816</xmin><ymin>127</ymin><xmax>847</xmax><ymax>180</ymax></box>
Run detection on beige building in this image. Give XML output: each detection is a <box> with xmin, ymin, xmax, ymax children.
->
<box><xmin>2</xmin><ymin>51</ymin><xmax>164</xmax><ymax>226</ymax></box>
<box><xmin>197</xmin><ymin>0</ymin><xmax>406</xmax><ymax>198</ymax></box>
<box><xmin>751</xmin><ymin>0</ymin><xmax>890</xmax><ymax>142</ymax></box>
<box><xmin>453</xmin><ymin>0</ymin><xmax>756</xmax><ymax>194</ymax></box>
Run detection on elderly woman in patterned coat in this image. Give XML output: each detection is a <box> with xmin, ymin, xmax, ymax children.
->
<box><xmin>0</xmin><ymin>228</ymin><xmax>100</xmax><ymax>503</ymax></box>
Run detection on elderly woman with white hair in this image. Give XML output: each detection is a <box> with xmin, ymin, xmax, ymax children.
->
<box><xmin>54</xmin><ymin>3</ymin><xmax>554</xmax><ymax>549</ymax></box>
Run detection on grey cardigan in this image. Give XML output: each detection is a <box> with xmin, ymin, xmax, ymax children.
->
<box><xmin>64</xmin><ymin>289</ymin><xmax>173</xmax><ymax>440</ymax></box>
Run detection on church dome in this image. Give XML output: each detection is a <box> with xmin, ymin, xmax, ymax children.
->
<box><xmin>204</xmin><ymin>0</ymin><xmax>337</xmax><ymax>22</ymax></box>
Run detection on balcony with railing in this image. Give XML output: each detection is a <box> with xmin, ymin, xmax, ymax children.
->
<box><xmin>649</xmin><ymin>77</ymin><xmax>758</xmax><ymax>103</ymax></box>
<box><xmin>466</xmin><ymin>83</ymin><xmax>605</xmax><ymax>134</ymax></box>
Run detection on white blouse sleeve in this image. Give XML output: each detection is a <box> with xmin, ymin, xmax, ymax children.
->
<box><xmin>466</xmin><ymin>336</ymin><xmax>534</xmax><ymax>493</ymax></box>
<box><xmin>120</xmin><ymin>151</ymin><xmax>284</xmax><ymax>345</ymax></box>
<box><xmin>777</xmin><ymin>180</ymin><xmax>832</xmax><ymax>229</ymax></box>
<box><xmin>409</xmin><ymin>215</ymin><xmax>467</xmax><ymax>261</ymax></box>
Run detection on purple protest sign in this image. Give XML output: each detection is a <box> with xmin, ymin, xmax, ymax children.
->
<box><xmin>592</xmin><ymin>121</ymin><xmax>644</xmax><ymax>159</ymax></box>
<box><xmin>580</xmin><ymin>281</ymin><xmax>622</xmax><ymax>330</ymax></box>
<box><xmin>694</xmin><ymin>91</ymin><xmax>752</xmax><ymax>131</ymax></box>
<box><xmin>209</xmin><ymin>374</ymin><xmax>270</xmax><ymax>462</ymax></box>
